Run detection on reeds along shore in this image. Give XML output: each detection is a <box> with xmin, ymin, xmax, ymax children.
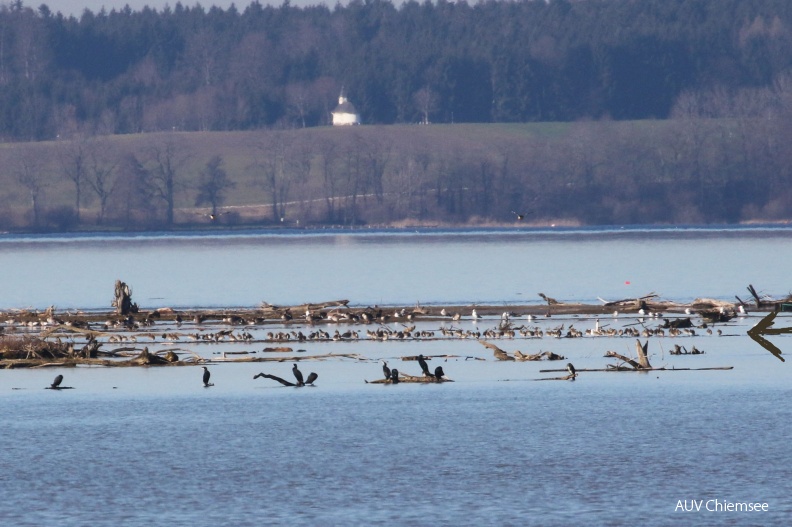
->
<box><xmin>0</xmin><ymin>291</ymin><xmax>782</xmax><ymax>370</ymax></box>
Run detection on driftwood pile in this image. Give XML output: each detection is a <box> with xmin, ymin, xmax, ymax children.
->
<box><xmin>478</xmin><ymin>340</ymin><xmax>565</xmax><ymax>361</ymax></box>
<box><xmin>540</xmin><ymin>340</ymin><xmax>731</xmax><ymax>376</ymax></box>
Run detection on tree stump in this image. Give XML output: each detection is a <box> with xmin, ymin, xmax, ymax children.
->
<box><xmin>112</xmin><ymin>280</ymin><xmax>139</xmax><ymax>315</ymax></box>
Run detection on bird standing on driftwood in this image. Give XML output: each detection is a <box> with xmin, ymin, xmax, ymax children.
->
<box><xmin>51</xmin><ymin>374</ymin><xmax>63</xmax><ymax>389</ymax></box>
<box><xmin>292</xmin><ymin>363</ymin><xmax>304</xmax><ymax>386</ymax></box>
<box><xmin>390</xmin><ymin>369</ymin><xmax>399</xmax><ymax>384</ymax></box>
<box><xmin>434</xmin><ymin>366</ymin><xmax>445</xmax><ymax>380</ymax></box>
<box><xmin>304</xmin><ymin>372</ymin><xmax>318</xmax><ymax>386</ymax></box>
<box><xmin>202</xmin><ymin>366</ymin><xmax>213</xmax><ymax>387</ymax></box>
<box><xmin>566</xmin><ymin>363</ymin><xmax>577</xmax><ymax>379</ymax></box>
<box><xmin>382</xmin><ymin>361</ymin><xmax>391</xmax><ymax>381</ymax></box>
<box><xmin>417</xmin><ymin>354</ymin><xmax>432</xmax><ymax>377</ymax></box>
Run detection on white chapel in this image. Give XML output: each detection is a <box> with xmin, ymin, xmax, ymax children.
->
<box><xmin>331</xmin><ymin>90</ymin><xmax>361</xmax><ymax>126</ymax></box>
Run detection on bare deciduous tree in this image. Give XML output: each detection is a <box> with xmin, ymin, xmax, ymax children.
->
<box><xmin>13</xmin><ymin>147</ymin><xmax>47</xmax><ymax>227</ymax></box>
<box><xmin>85</xmin><ymin>146</ymin><xmax>119</xmax><ymax>225</ymax></box>
<box><xmin>57</xmin><ymin>136</ymin><xmax>89</xmax><ymax>221</ymax></box>
<box><xmin>195</xmin><ymin>155</ymin><xmax>235</xmax><ymax>217</ymax></box>
<box><xmin>147</xmin><ymin>137</ymin><xmax>190</xmax><ymax>226</ymax></box>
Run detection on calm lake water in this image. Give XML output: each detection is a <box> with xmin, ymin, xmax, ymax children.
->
<box><xmin>0</xmin><ymin>225</ymin><xmax>791</xmax><ymax>310</ymax></box>
<box><xmin>1</xmin><ymin>226</ymin><xmax>791</xmax><ymax>525</ymax></box>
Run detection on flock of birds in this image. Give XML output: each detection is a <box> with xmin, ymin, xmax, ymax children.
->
<box><xmin>45</xmin><ymin>355</ymin><xmax>453</xmax><ymax>390</ymax></box>
<box><xmin>28</xmin><ymin>299</ymin><xmax>741</xmax><ymax>391</ymax></box>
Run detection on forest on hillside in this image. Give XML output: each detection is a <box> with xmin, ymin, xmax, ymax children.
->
<box><xmin>2</xmin><ymin>0</ymin><xmax>792</xmax><ymax>139</ymax></box>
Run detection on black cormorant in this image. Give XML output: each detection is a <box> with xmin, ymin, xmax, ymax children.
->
<box><xmin>305</xmin><ymin>372</ymin><xmax>318</xmax><ymax>386</ymax></box>
<box><xmin>566</xmin><ymin>363</ymin><xmax>576</xmax><ymax>378</ymax></box>
<box><xmin>382</xmin><ymin>361</ymin><xmax>391</xmax><ymax>380</ymax></box>
<box><xmin>202</xmin><ymin>366</ymin><xmax>212</xmax><ymax>387</ymax></box>
<box><xmin>417</xmin><ymin>354</ymin><xmax>431</xmax><ymax>377</ymax></box>
<box><xmin>434</xmin><ymin>366</ymin><xmax>445</xmax><ymax>380</ymax></box>
<box><xmin>292</xmin><ymin>363</ymin><xmax>304</xmax><ymax>386</ymax></box>
<box><xmin>51</xmin><ymin>374</ymin><xmax>63</xmax><ymax>389</ymax></box>
<box><xmin>390</xmin><ymin>368</ymin><xmax>399</xmax><ymax>384</ymax></box>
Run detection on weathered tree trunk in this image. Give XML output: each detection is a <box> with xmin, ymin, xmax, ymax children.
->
<box><xmin>112</xmin><ymin>280</ymin><xmax>138</xmax><ymax>315</ymax></box>
<box><xmin>635</xmin><ymin>339</ymin><xmax>651</xmax><ymax>369</ymax></box>
<box><xmin>604</xmin><ymin>351</ymin><xmax>645</xmax><ymax>370</ymax></box>
<box><xmin>254</xmin><ymin>372</ymin><xmax>318</xmax><ymax>386</ymax></box>
<box><xmin>129</xmin><ymin>347</ymin><xmax>170</xmax><ymax>365</ymax></box>
<box><xmin>254</xmin><ymin>372</ymin><xmax>296</xmax><ymax>386</ymax></box>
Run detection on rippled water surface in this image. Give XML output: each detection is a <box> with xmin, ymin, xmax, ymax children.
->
<box><xmin>1</xmin><ymin>227</ymin><xmax>791</xmax><ymax>525</ymax></box>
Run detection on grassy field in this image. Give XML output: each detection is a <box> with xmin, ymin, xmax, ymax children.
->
<box><xmin>0</xmin><ymin>122</ymin><xmax>575</xmax><ymax>230</ymax></box>
<box><xmin>0</xmin><ymin>118</ymin><xmax>782</xmax><ymax>231</ymax></box>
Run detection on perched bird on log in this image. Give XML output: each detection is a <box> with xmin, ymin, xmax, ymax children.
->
<box><xmin>202</xmin><ymin>366</ymin><xmax>213</xmax><ymax>387</ymax></box>
<box><xmin>382</xmin><ymin>360</ymin><xmax>391</xmax><ymax>381</ymax></box>
<box><xmin>390</xmin><ymin>368</ymin><xmax>399</xmax><ymax>384</ymax></box>
<box><xmin>434</xmin><ymin>366</ymin><xmax>445</xmax><ymax>380</ymax></box>
<box><xmin>566</xmin><ymin>363</ymin><xmax>576</xmax><ymax>378</ymax></box>
<box><xmin>417</xmin><ymin>354</ymin><xmax>432</xmax><ymax>377</ymax></box>
<box><xmin>292</xmin><ymin>363</ymin><xmax>304</xmax><ymax>386</ymax></box>
<box><xmin>305</xmin><ymin>372</ymin><xmax>318</xmax><ymax>386</ymax></box>
<box><xmin>51</xmin><ymin>374</ymin><xmax>63</xmax><ymax>389</ymax></box>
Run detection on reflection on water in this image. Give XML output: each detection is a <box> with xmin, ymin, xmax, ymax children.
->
<box><xmin>1</xmin><ymin>226</ymin><xmax>791</xmax><ymax>310</ymax></box>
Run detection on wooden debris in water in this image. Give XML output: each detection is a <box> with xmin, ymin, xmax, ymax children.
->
<box><xmin>366</xmin><ymin>372</ymin><xmax>453</xmax><ymax>384</ymax></box>
<box><xmin>111</xmin><ymin>280</ymin><xmax>138</xmax><ymax>316</ymax></box>
<box><xmin>253</xmin><ymin>371</ymin><xmax>318</xmax><ymax>387</ymax></box>
<box><xmin>478</xmin><ymin>340</ymin><xmax>564</xmax><ymax>361</ymax></box>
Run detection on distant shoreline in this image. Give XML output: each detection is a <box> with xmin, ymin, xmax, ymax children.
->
<box><xmin>2</xmin><ymin>220</ymin><xmax>792</xmax><ymax>240</ymax></box>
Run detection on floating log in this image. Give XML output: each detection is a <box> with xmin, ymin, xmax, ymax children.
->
<box><xmin>663</xmin><ymin>317</ymin><xmax>693</xmax><ymax>329</ymax></box>
<box><xmin>602</xmin><ymin>340</ymin><xmax>651</xmax><ymax>370</ymax></box>
<box><xmin>598</xmin><ymin>293</ymin><xmax>658</xmax><ymax>307</ymax></box>
<box><xmin>538</xmin><ymin>293</ymin><xmax>561</xmax><ymax>305</ymax></box>
<box><xmin>534</xmin><ymin>373</ymin><xmax>577</xmax><ymax>381</ymax></box>
<box><xmin>540</xmin><ymin>366</ymin><xmax>733</xmax><ymax>373</ymax></box>
<box><xmin>213</xmin><ymin>353</ymin><xmax>361</xmax><ymax>363</ymax></box>
<box><xmin>478</xmin><ymin>340</ymin><xmax>515</xmax><ymax>361</ymax></box>
<box><xmin>366</xmin><ymin>372</ymin><xmax>453</xmax><ymax>384</ymax></box>
<box><xmin>669</xmin><ymin>344</ymin><xmax>705</xmax><ymax>355</ymax></box>
<box><xmin>515</xmin><ymin>350</ymin><xmax>566</xmax><ymax>361</ymax></box>
<box><xmin>253</xmin><ymin>372</ymin><xmax>318</xmax><ymax>386</ymax></box>
<box><xmin>128</xmin><ymin>347</ymin><xmax>171</xmax><ymax>366</ymax></box>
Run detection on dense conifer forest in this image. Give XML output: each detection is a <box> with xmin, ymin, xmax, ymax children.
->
<box><xmin>3</xmin><ymin>0</ymin><xmax>792</xmax><ymax>137</ymax></box>
<box><xmin>1</xmin><ymin>0</ymin><xmax>792</xmax><ymax>231</ymax></box>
